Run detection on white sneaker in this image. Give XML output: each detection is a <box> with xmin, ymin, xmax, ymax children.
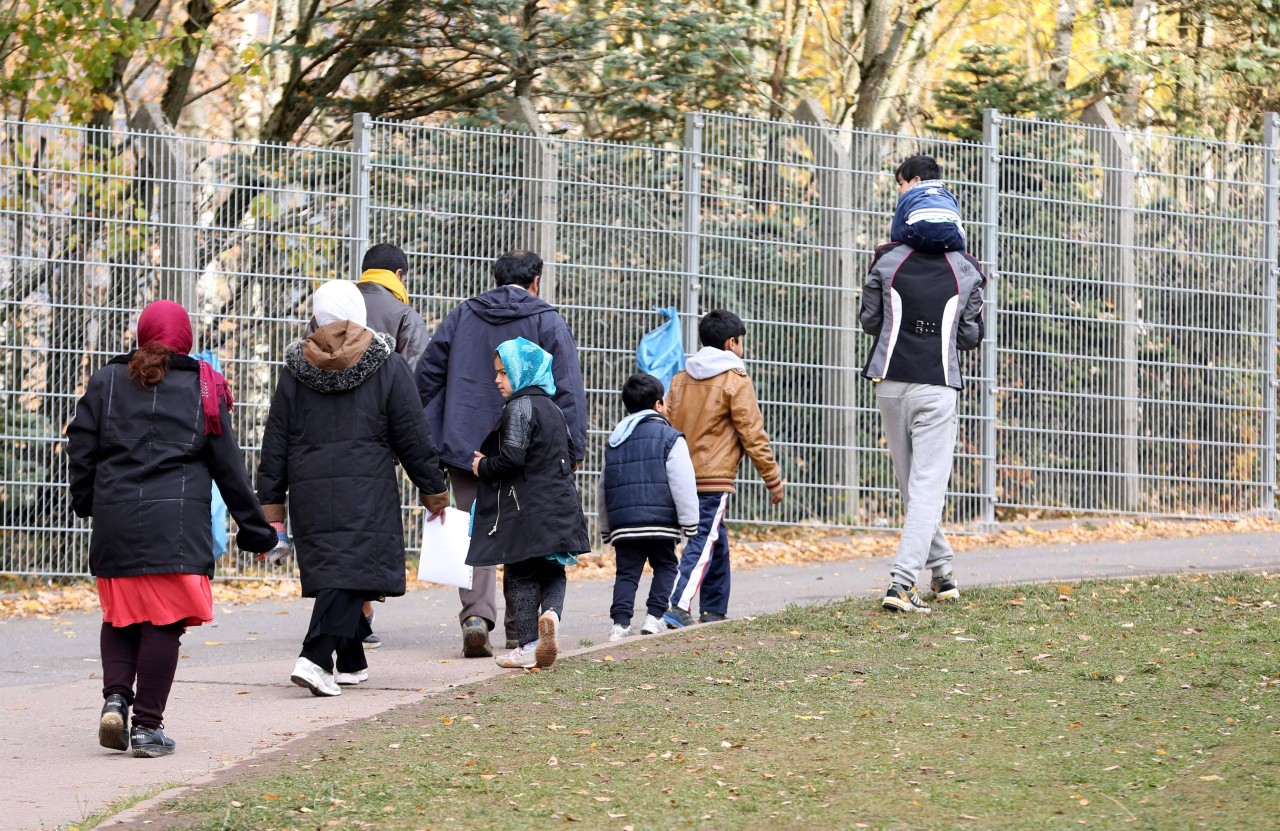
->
<box><xmin>290</xmin><ymin>657</ymin><xmax>341</xmax><ymax>696</ymax></box>
<box><xmin>535</xmin><ymin>610</ymin><xmax>560</xmax><ymax>667</ymax></box>
<box><xmin>495</xmin><ymin>643</ymin><xmax>537</xmax><ymax>669</ymax></box>
<box><xmin>334</xmin><ymin>668</ymin><xmax>369</xmax><ymax>685</ymax></box>
<box><xmin>609</xmin><ymin>623</ymin><xmax>632</xmax><ymax>641</ymax></box>
<box><xmin>640</xmin><ymin>614</ymin><xmax>665</xmax><ymax>635</ymax></box>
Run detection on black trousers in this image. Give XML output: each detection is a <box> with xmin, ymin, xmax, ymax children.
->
<box><xmin>100</xmin><ymin>621</ymin><xmax>185</xmax><ymax>729</ymax></box>
<box><xmin>300</xmin><ymin>589</ymin><xmax>375</xmax><ymax>673</ymax></box>
<box><xmin>505</xmin><ymin>557</ymin><xmax>566</xmax><ymax>647</ymax></box>
<box><xmin>610</xmin><ymin>537</ymin><xmax>679</xmax><ymax>624</ymax></box>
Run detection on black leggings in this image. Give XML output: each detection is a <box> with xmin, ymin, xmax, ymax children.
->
<box><xmin>505</xmin><ymin>558</ymin><xmax>566</xmax><ymax>647</ymax></box>
<box><xmin>100</xmin><ymin>621</ymin><xmax>185</xmax><ymax>729</ymax></box>
<box><xmin>300</xmin><ymin>589</ymin><xmax>373</xmax><ymax>673</ymax></box>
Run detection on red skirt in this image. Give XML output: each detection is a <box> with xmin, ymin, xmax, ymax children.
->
<box><xmin>97</xmin><ymin>574</ymin><xmax>214</xmax><ymax>628</ymax></box>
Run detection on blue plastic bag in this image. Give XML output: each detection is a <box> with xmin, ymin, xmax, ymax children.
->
<box><xmin>192</xmin><ymin>349</ymin><xmax>230</xmax><ymax>558</ymax></box>
<box><xmin>636</xmin><ymin>307</ymin><xmax>686</xmax><ymax>390</ymax></box>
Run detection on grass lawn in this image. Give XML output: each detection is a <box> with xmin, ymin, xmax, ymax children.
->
<box><xmin>140</xmin><ymin>572</ymin><xmax>1277</xmax><ymax>830</ymax></box>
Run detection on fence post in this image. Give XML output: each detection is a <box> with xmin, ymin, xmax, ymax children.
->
<box><xmin>1081</xmin><ymin>100</ymin><xmax>1142</xmax><ymax>513</ymax></box>
<box><xmin>681</xmin><ymin>113</ymin><xmax>704</xmax><ymax>353</ymax></box>
<box><xmin>980</xmin><ymin>110</ymin><xmax>1001</xmax><ymax>529</ymax></box>
<box><xmin>129</xmin><ymin>103</ymin><xmax>196</xmax><ymax>310</ymax></box>
<box><xmin>1263</xmin><ymin>112</ymin><xmax>1280</xmax><ymax>513</ymax></box>
<box><xmin>795</xmin><ymin>98</ymin><xmax>860</xmax><ymax>522</ymax></box>
<box><xmin>504</xmin><ymin>97</ymin><xmax>559</xmax><ymax>303</ymax></box>
<box><xmin>350</xmin><ymin>112</ymin><xmax>371</xmax><ymax>280</ymax></box>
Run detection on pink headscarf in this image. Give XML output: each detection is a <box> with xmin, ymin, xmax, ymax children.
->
<box><xmin>136</xmin><ymin>300</ymin><xmax>233</xmax><ymax>436</ymax></box>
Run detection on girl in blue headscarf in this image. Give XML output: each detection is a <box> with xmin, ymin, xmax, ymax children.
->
<box><xmin>466</xmin><ymin>337</ymin><xmax>591</xmax><ymax>669</ymax></box>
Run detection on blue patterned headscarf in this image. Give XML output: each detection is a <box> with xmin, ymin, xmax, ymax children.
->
<box><xmin>496</xmin><ymin>337</ymin><xmax>557</xmax><ymax>396</ymax></box>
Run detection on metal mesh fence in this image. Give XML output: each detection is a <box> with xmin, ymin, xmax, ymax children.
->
<box><xmin>1</xmin><ymin>105</ymin><xmax>1277</xmax><ymax>579</ymax></box>
<box><xmin>997</xmin><ymin>115</ymin><xmax>1276</xmax><ymax>518</ymax></box>
<box><xmin>1</xmin><ymin>117</ymin><xmax>359</xmax><ymax>577</ymax></box>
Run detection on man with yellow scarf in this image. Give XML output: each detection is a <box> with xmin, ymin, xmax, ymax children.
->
<box><xmin>355</xmin><ymin>244</ymin><xmax>431</xmax><ymax>373</ymax></box>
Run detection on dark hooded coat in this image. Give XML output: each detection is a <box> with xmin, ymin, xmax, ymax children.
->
<box><xmin>415</xmin><ymin>285</ymin><xmax>587</xmax><ymax>470</ymax></box>
<box><xmin>257</xmin><ymin>323</ymin><xmax>446</xmax><ymax>598</ymax></box>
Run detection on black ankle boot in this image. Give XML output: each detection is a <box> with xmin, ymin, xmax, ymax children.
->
<box><xmin>98</xmin><ymin>694</ymin><xmax>129</xmax><ymax>751</ymax></box>
<box><xmin>129</xmin><ymin>725</ymin><xmax>176</xmax><ymax>758</ymax></box>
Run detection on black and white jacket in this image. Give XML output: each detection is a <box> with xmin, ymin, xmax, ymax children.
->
<box><xmin>859</xmin><ymin>243</ymin><xmax>987</xmax><ymax>390</ymax></box>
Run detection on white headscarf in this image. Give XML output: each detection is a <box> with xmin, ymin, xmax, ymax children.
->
<box><xmin>312</xmin><ymin>280</ymin><xmax>367</xmax><ymax>328</ymax></box>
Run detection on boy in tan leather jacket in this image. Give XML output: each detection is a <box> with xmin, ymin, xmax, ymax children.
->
<box><xmin>661</xmin><ymin>310</ymin><xmax>784</xmax><ymax>628</ymax></box>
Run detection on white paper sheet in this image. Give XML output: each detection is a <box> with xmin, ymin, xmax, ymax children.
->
<box><xmin>416</xmin><ymin>507</ymin><xmax>473</xmax><ymax>589</ymax></box>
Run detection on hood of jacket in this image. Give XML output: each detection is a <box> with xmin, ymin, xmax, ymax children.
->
<box><xmin>608</xmin><ymin>409</ymin><xmax>661</xmax><ymax>447</ymax></box>
<box><xmin>465</xmin><ymin>285</ymin><xmax>556</xmax><ymax>324</ymax></box>
<box><xmin>684</xmin><ymin>346</ymin><xmax>745</xmax><ymax>380</ymax></box>
<box><xmin>286</xmin><ymin>321</ymin><xmax>394</xmax><ymax>393</ymax></box>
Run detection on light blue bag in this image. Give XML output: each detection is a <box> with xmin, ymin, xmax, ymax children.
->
<box><xmin>636</xmin><ymin>306</ymin><xmax>686</xmax><ymax>391</ymax></box>
<box><xmin>192</xmin><ymin>349</ymin><xmax>229</xmax><ymax>558</ymax></box>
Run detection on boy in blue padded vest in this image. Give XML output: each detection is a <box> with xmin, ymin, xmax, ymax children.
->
<box><xmin>891</xmin><ymin>154</ymin><xmax>966</xmax><ymax>254</ymax></box>
<box><xmin>597</xmin><ymin>373</ymin><xmax>698</xmax><ymax>641</ymax></box>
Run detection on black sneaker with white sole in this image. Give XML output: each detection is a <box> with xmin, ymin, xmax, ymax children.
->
<box><xmin>882</xmin><ymin>583</ymin><xmax>931</xmax><ymax>613</ymax></box>
<box><xmin>129</xmin><ymin>725</ymin><xmax>176</xmax><ymax>758</ymax></box>
<box><xmin>98</xmin><ymin>694</ymin><xmax>129</xmax><ymax>751</ymax></box>
<box><xmin>930</xmin><ymin>573</ymin><xmax>960</xmax><ymax>603</ymax></box>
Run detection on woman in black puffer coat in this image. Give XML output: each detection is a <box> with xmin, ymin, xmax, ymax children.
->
<box><xmin>257</xmin><ymin>280</ymin><xmax>449</xmax><ymax>697</ymax></box>
<box><xmin>67</xmin><ymin>300</ymin><xmax>277</xmax><ymax>758</ymax></box>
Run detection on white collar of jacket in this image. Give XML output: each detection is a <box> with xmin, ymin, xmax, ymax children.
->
<box><xmin>684</xmin><ymin>346</ymin><xmax>744</xmax><ymax>380</ymax></box>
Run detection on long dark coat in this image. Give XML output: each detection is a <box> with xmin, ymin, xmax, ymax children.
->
<box><xmin>466</xmin><ymin>388</ymin><xmax>591</xmax><ymax>567</ymax></box>
<box><xmin>257</xmin><ymin>327</ymin><xmax>446</xmax><ymax>598</ymax></box>
<box><xmin>66</xmin><ymin>354</ymin><xmax>277</xmax><ymax>577</ymax></box>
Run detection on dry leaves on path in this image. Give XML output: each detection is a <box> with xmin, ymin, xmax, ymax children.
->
<box><xmin>3</xmin><ymin>516</ymin><xmax>1275</xmax><ymax>618</ymax></box>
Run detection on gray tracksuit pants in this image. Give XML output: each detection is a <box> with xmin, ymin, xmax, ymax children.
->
<box><xmin>875</xmin><ymin>380</ymin><xmax>958</xmax><ymax>588</ymax></box>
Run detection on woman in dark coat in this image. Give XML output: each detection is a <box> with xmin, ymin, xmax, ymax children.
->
<box><xmin>257</xmin><ymin>280</ymin><xmax>449</xmax><ymax>697</ymax></box>
<box><xmin>66</xmin><ymin>300</ymin><xmax>277</xmax><ymax>758</ymax></box>
<box><xmin>468</xmin><ymin>337</ymin><xmax>591</xmax><ymax>670</ymax></box>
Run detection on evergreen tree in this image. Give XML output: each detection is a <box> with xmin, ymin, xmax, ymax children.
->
<box><xmin>933</xmin><ymin>44</ymin><xmax>1062</xmax><ymax>141</ymax></box>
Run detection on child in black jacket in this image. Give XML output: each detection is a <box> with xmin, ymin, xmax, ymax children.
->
<box><xmin>466</xmin><ymin>337</ymin><xmax>591</xmax><ymax>669</ymax></box>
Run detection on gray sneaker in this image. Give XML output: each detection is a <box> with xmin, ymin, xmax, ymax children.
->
<box><xmin>882</xmin><ymin>583</ymin><xmax>931</xmax><ymax>614</ymax></box>
<box><xmin>930</xmin><ymin>573</ymin><xmax>960</xmax><ymax>603</ymax></box>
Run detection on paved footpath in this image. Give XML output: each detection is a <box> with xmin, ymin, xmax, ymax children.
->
<box><xmin>1</xmin><ymin>530</ymin><xmax>1276</xmax><ymax>830</ymax></box>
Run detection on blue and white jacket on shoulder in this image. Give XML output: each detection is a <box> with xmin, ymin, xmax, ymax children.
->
<box><xmin>891</xmin><ymin>179</ymin><xmax>967</xmax><ymax>254</ymax></box>
<box><xmin>859</xmin><ymin>243</ymin><xmax>987</xmax><ymax>390</ymax></box>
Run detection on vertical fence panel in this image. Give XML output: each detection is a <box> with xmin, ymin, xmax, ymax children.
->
<box><xmin>1264</xmin><ymin>113</ymin><xmax>1280</xmax><ymax>511</ymax></box>
<box><xmin>998</xmin><ymin>113</ymin><xmax>1274</xmax><ymax>517</ymax></box>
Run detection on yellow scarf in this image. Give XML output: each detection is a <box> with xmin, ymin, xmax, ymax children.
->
<box><xmin>358</xmin><ymin>269</ymin><xmax>409</xmax><ymax>304</ymax></box>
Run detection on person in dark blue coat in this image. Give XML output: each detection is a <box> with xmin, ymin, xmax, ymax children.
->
<box><xmin>596</xmin><ymin>373</ymin><xmax>698</xmax><ymax>642</ymax></box>
<box><xmin>258</xmin><ymin>281</ymin><xmax>449</xmax><ymax>697</ymax></box>
<box><xmin>466</xmin><ymin>337</ymin><xmax>591</xmax><ymax>670</ymax></box>
<box><xmin>416</xmin><ymin>250</ymin><xmax>587</xmax><ymax>658</ymax></box>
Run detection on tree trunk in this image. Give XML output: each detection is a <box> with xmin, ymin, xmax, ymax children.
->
<box><xmin>160</xmin><ymin>0</ymin><xmax>217</xmax><ymax>125</ymax></box>
<box><xmin>1048</xmin><ymin>0</ymin><xmax>1076</xmax><ymax>90</ymax></box>
<box><xmin>1118</xmin><ymin>0</ymin><xmax>1154</xmax><ymax>124</ymax></box>
<box><xmin>850</xmin><ymin>1</ymin><xmax>934</xmax><ymax>130</ymax></box>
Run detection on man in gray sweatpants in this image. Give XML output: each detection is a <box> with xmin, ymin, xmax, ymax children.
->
<box><xmin>859</xmin><ymin>241</ymin><xmax>987</xmax><ymax>613</ymax></box>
